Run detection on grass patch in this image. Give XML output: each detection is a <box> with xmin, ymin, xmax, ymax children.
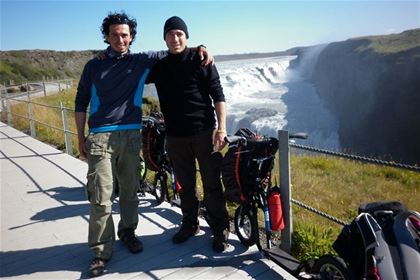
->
<box><xmin>354</xmin><ymin>29</ymin><xmax>420</xmax><ymax>54</ymax></box>
<box><xmin>288</xmin><ymin>154</ymin><xmax>419</xmax><ymax>259</ymax></box>
<box><xmin>292</xmin><ymin>223</ymin><xmax>337</xmax><ymax>260</ymax></box>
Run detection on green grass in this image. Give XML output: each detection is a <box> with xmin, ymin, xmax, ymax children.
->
<box><xmin>289</xmin><ymin>155</ymin><xmax>420</xmax><ymax>259</ymax></box>
<box><xmin>3</xmin><ymin>90</ymin><xmax>420</xmax><ymax>262</ymax></box>
<box><xmin>354</xmin><ymin>28</ymin><xmax>420</xmax><ymax>54</ymax></box>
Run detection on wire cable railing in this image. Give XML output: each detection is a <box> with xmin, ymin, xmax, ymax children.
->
<box><xmin>290</xmin><ymin>143</ymin><xmax>420</xmax><ymax>172</ymax></box>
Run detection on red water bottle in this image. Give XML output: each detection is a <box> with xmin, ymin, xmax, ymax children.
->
<box><xmin>175</xmin><ymin>178</ymin><xmax>182</xmax><ymax>193</ymax></box>
<box><xmin>268</xmin><ymin>188</ymin><xmax>284</xmax><ymax>231</ymax></box>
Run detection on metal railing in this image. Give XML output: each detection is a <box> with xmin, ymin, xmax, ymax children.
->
<box><xmin>1</xmin><ymin>79</ymin><xmax>76</xmax><ymax>156</ymax></box>
<box><xmin>1</xmin><ymin>79</ymin><xmax>73</xmax><ymax>98</ymax></box>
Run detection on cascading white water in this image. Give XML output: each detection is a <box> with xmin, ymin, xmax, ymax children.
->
<box><xmin>217</xmin><ymin>56</ymin><xmax>340</xmax><ymax>150</ymax></box>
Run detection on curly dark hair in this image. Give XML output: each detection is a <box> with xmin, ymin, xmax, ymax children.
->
<box><xmin>101</xmin><ymin>11</ymin><xmax>137</xmax><ymax>45</ymax></box>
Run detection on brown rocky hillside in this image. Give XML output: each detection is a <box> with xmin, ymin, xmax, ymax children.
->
<box><xmin>0</xmin><ymin>50</ymin><xmax>100</xmax><ymax>85</ymax></box>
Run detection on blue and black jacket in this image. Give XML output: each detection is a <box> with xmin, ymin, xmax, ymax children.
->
<box><xmin>75</xmin><ymin>47</ymin><xmax>165</xmax><ymax>133</ymax></box>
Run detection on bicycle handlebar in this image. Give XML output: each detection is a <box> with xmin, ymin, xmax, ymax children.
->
<box><xmin>225</xmin><ymin>135</ymin><xmax>246</xmax><ymax>144</ymax></box>
<box><xmin>142</xmin><ymin>116</ymin><xmax>165</xmax><ymax>127</ymax></box>
<box><xmin>142</xmin><ymin>116</ymin><xmax>158</xmax><ymax>123</ymax></box>
<box><xmin>289</xmin><ymin>132</ymin><xmax>308</xmax><ymax>140</ymax></box>
<box><xmin>225</xmin><ymin>131</ymin><xmax>308</xmax><ymax>145</ymax></box>
<box><xmin>225</xmin><ymin>135</ymin><xmax>274</xmax><ymax>146</ymax></box>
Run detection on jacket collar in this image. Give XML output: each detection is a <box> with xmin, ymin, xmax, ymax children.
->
<box><xmin>167</xmin><ymin>46</ymin><xmax>189</xmax><ymax>61</ymax></box>
<box><xmin>106</xmin><ymin>46</ymin><xmax>131</xmax><ymax>60</ymax></box>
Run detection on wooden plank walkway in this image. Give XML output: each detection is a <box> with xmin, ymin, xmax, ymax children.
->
<box><xmin>0</xmin><ymin>122</ymin><xmax>296</xmax><ymax>279</ymax></box>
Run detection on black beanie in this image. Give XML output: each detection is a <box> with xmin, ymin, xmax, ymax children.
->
<box><xmin>163</xmin><ymin>16</ymin><xmax>189</xmax><ymax>39</ymax></box>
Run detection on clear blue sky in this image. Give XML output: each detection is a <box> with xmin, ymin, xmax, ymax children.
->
<box><xmin>1</xmin><ymin>0</ymin><xmax>419</xmax><ymax>55</ymax></box>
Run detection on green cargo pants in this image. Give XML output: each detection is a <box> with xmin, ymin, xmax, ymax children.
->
<box><xmin>85</xmin><ymin>130</ymin><xmax>142</xmax><ymax>260</ymax></box>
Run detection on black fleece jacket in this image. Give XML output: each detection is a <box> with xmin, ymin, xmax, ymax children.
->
<box><xmin>147</xmin><ymin>47</ymin><xmax>225</xmax><ymax>136</ymax></box>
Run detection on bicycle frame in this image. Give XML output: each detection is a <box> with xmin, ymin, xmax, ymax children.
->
<box><xmin>164</xmin><ymin>161</ymin><xmax>181</xmax><ymax>206</ymax></box>
<box><xmin>244</xmin><ymin>154</ymin><xmax>276</xmax><ymax>251</ymax></box>
<box><xmin>229</xmin><ymin>133</ymin><xmax>306</xmax><ymax>254</ymax></box>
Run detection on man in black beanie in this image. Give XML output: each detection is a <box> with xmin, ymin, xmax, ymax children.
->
<box><xmin>147</xmin><ymin>16</ymin><xmax>230</xmax><ymax>253</ymax></box>
<box><xmin>163</xmin><ymin>16</ymin><xmax>189</xmax><ymax>39</ymax></box>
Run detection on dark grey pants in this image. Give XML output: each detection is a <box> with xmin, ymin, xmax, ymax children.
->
<box><xmin>166</xmin><ymin>129</ymin><xmax>229</xmax><ymax>235</ymax></box>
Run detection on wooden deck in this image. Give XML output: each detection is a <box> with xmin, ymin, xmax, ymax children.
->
<box><xmin>0</xmin><ymin>122</ymin><xmax>296</xmax><ymax>279</ymax></box>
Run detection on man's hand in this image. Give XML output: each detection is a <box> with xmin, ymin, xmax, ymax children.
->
<box><xmin>212</xmin><ymin>129</ymin><xmax>226</xmax><ymax>153</ymax></box>
<box><xmin>75</xmin><ymin>112</ymin><xmax>88</xmax><ymax>161</ymax></box>
<box><xmin>213</xmin><ymin>102</ymin><xmax>226</xmax><ymax>152</ymax></box>
<box><xmin>198</xmin><ymin>45</ymin><xmax>214</xmax><ymax>66</ymax></box>
<box><xmin>78</xmin><ymin>139</ymin><xmax>87</xmax><ymax>161</ymax></box>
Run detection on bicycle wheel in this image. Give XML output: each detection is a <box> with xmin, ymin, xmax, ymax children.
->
<box><xmin>169</xmin><ymin>183</ymin><xmax>181</xmax><ymax>207</ymax></box>
<box><xmin>169</xmin><ymin>173</ymin><xmax>181</xmax><ymax>202</ymax></box>
<box><xmin>234</xmin><ymin>204</ymin><xmax>258</xmax><ymax>247</ymax></box>
<box><xmin>313</xmin><ymin>255</ymin><xmax>351</xmax><ymax>280</ymax></box>
<box><xmin>153</xmin><ymin>172</ymin><xmax>168</xmax><ymax>204</ymax></box>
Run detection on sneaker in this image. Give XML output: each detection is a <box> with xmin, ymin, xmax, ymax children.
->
<box><xmin>89</xmin><ymin>257</ymin><xmax>106</xmax><ymax>278</ymax></box>
<box><xmin>172</xmin><ymin>224</ymin><xmax>200</xmax><ymax>244</ymax></box>
<box><xmin>212</xmin><ymin>229</ymin><xmax>229</xmax><ymax>253</ymax></box>
<box><xmin>118</xmin><ymin>229</ymin><xmax>143</xmax><ymax>253</ymax></box>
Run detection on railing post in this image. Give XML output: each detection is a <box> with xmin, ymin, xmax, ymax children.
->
<box><xmin>6</xmin><ymin>96</ymin><xmax>12</xmax><ymax>125</ymax></box>
<box><xmin>60</xmin><ymin>102</ymin><xmax>73</xmax><ymax>156</ymax></box>
<box><xmin>27</xmin><ymin>90</ymin><xmax>36</xmax><ymax>137</ymax></box>
<box><xmin>1</xmin><ymin>87</ymin><xmax>7</xmax><ymax>122</ymax></box>
<box><xmin>1</xmin><ymin>90</ymin><xmax>6</xmax><ymax>114</ymax></box>
<box><xmin>279</xmin><ymin>130</ymin><xmax>292</xmax><ymax>253</ymax></box>
<box><xmin>43</xmin><ymin>81</ymin><xmax>47</xmax><ymax>96</ymax></box>
<box><xmin>1</xmin><ymin>96</ymin><xmax>5</xmax><ymax>113</ymax></box>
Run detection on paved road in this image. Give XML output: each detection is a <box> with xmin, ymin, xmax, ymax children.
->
<box><xmin>1</xmin><ymin>82</ymin><xmax>72</xmax><ymax>113</ymax></box>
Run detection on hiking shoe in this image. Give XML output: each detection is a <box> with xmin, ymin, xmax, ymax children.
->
<box><xmin>89</xmin><ymin>257</ymin><xmax>106</xmax><ymax>278</ymax></box>
<box><xmin>212</xmin><ymin>229</ymin><xmax>229</xmax><ymax>253</ymax></box>
<box><xmin>172</xmin><ymin>224</ymin><xmax>200</xmax><ymax>244</ymax></box>
<box><xmin>212</xmin><ymin>238</ymin><xmax>228</xmax><ymax>253</ymax></box>
<box><xmin>119</xmin><ymin>230</ymin><xmax>143</xmax><ymax>253</ymax></box>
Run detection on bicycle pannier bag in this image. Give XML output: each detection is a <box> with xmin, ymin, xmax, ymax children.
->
<box><xmin>222</xmin><ymin>128</ymin><xmax>279</xmax><ymax>203</ymax></box>
<box><xmin>142</xmin><ymin>113</ymin><xmax>166</xmax><ymax>172</ymax></box>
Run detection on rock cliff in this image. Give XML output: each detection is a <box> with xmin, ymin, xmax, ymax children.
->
<box><xmin>291</xmin><ymin>29</ymin><xmax>420</xmax><ymax>165</ymax></box>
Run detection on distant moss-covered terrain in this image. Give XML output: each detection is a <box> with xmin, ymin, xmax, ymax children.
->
<box><xmin>0</xmin><ymin>50</ymin><xmax>99</xmax><ymax>85</ymax></box>
<box><xmin>291</xmin><ymin>29</ymin><xmax>420</xmax><ymax>165</ymax></box>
